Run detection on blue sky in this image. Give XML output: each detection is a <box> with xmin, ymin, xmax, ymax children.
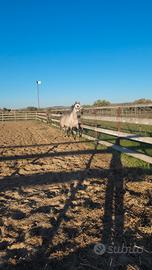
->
<box><xmin>0</xmin><ymin>0</ymin><xmax>152</xmax><ymax>108</ymax></box>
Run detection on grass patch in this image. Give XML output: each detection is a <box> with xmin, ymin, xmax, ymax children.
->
<box><xmin>83</xmin><ymin>125</ymin><xmax>152</xmax><ymax>157</ymax></box>
<box><xmin>49</xmin><ymin>121</ymin><xmax>152</xmax><ymax>169</ymax></box>
<box><xmin>83</xmin><ymin>128</ymin><xmax>152</xmax><ymax>169</ymax></box>
<box><xmin>83</xmin><ymin>119</ymin><xmax>152</xmax><ymax>137</ymax></box>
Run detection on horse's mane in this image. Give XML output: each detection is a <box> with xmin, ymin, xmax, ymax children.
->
<box><xmin>71</xmin><ymin>101</ymin><xmax>80</xmax><ymax>110</ymax></box>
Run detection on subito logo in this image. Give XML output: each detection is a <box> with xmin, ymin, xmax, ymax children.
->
<box><xmin>94</xmin><ymin>243</ymin><xmax>106</xmax><ymax>255</ymax></box>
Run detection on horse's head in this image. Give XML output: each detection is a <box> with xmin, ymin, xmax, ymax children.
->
<box><xmin>72</xmin><ymin>101</ymin><xmax>81</xmax><ymax>113</ymax></box>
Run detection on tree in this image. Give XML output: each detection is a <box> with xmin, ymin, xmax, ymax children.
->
<box><xmin>133</xmin><ymin>98</ymin><xmax>152</xmax><ymax>104</ymax></box>
<box><xmin>26</xmin><ymin>107</ymin><xmax>38</xmax><ymax>111</ymax></box>
<box><xmin>3</xmin><ymin>108</ymin><xmax>11</xmax><ymax>112</ymax></box>
<box><xmin>82</xmin><ymin>104</ymin><xmax>92</xmax><ymax>107</ymax></box>
<box><xmin>93</xmin><ymin>99</ymin><xmax>111</xmax><ymax>106</ymax></box>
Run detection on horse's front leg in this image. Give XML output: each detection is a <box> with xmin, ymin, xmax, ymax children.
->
<box><xmin>61</xmin><ymin>126</ymin><xmax>66</xmax><ymax>137</ymax></box>
<box><xmin>62</xmin><ymin>126</ymin><xmax>68</xmax><ymax>137</ymax></box>
<box><xmin>71</xmin><ymin>127</ymin><xmax>77</xmax><ymax>140</ymax></box>
<box><xmin>79</xmin><ymin>126</ymin><xmax>83</xmax><ymax>137</ymax></box>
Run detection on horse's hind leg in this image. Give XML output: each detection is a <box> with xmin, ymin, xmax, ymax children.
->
<box><xmin>79</xmin><ymin>127</ymin><xmax>83</xmax><ymax>137</ymax></box>
<box><xmin>71</xmin><ymin>127</ymin><xmax>77</xmax><ymax>140</ymax></box>
<box><xmin>62</xmin><ymin>126</ymin><xmax>68</xmax><ymax>137</ymax></box>
<box><xmin>62</xmin><ymin>127</ymin><xmax>65</xmax><ymax>137</ymax></box>
<box><xmin>67</xmin><ymin>127</ymin><xmax>71</xmax><ymax>137</ymax></box>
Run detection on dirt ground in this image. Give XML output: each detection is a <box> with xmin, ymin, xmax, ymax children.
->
<box><xmin>0</xmin><ymin>121</ymin><xmax>152</xmax><ymax>270</ymax></box>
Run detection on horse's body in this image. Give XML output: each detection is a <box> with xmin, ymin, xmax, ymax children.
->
<box><xmin>60</xmin><ymin>102</ymin><xmax>82</xmax><ymax>138</ymax></box>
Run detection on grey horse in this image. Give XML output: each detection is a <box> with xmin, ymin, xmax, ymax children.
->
<box><xmin>60</xmin><ymin>102</ymin><xmax>83</xmax><ymax>138</ymax></box>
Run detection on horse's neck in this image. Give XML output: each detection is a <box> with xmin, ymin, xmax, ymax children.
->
<box><xmin>71</xmin><ymin>109</ymin><xmax>77</xmax><ymax>119</ymax></box>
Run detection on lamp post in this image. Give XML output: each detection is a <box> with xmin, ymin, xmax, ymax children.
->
<box><xmin>36</xmin><ymin>80</ymin><xmax>41</xmax><ymax>109</ymax></box>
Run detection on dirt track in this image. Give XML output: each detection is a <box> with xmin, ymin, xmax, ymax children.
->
<box><xmin>0</xmin><ymin>121</ymin><xmax>152</xmax><ymax>270</ymax></box>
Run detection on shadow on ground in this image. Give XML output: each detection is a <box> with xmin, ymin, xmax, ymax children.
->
<box><xmin>0</xmin><ymin>142</ymin><xmax>152</xmax><ymax>270</ymax></box>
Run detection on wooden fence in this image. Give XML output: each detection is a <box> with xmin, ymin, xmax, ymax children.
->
<box><xmin>0</xmin><ymin>111</ymin><xmax>37</xmax><ymax>121</ymax></box>
<box><xmin>0</xmin><ymin>110</ymin><xmax>152</xmax><ymax>164</ymax></box>
<box><xmin>0</xmin><ymin>111</ymin><xmax>47</xmax><ymax>122</ymax></box>
<box><xmin>82</xmin><ymin>115</ymin><xmax>152</xmax><ymax>126</ymax></box>
<box><xmin>49</xmin><ymin>113</ymin><xmax>152</xmax><ymax>165</ymax></box>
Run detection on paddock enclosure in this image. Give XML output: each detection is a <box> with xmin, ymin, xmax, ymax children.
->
<box><xmin>0</xmin><ymin>109</ymin><xmax>152</xmax><ymax>269</ymax></box>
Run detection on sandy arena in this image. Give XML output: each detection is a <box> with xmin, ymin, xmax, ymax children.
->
<box><xmin>0</xmin><ymin>121</ymin><xmax>152</xmax><ymax>270</ymax></box>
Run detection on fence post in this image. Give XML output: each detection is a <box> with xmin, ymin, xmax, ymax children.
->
<box><xmin>116</xmin><ymin>106</ymin><xmax>122</xmax><ymax>133</ymax></box>
<box><xmin>50</xmin><ymin>114</ymin><xmax>52</xmax><ymax>125</ymax></box>
<box><xmin>46</xmin><ymin>112</ymin><xmax>48</xmax><ymax>123</ymax></box>
<box><xmin>115</xmin><ymin>137</ymin><xmax>121</xmax><ymax>146</ymax></box>
<box><xmin>96</xmin><ymin>124</ymin><xmax>100</xmax><ymax>141</ymax></box>
<box><xmin>14</xmin><ymin>111</ymin><xmax>16</xmax><ymax>121</ymax></box>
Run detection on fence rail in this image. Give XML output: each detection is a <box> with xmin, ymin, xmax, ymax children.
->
<box><xmin>82</xmin><ymin>115</ymin><xmax>152</xmax><ymax>126</ymax></box>
<box><xmin>82</xmin><ymin>134</ymin><xmax>152</xmax><ymax>164</ymax></box>
<box><xmin>49</xmin><ymin>103</ymin><xmax>152</xmax><ymax>119</ymax></box>
<box><xmin>50</xmin><ymin>113</ymin><xmax>152</xmax><ymax>164</ymax></box>
<box><xmin>36</xmin><ymin>112</ymin><xmax>48</xmax><ymax>122</ymax></box>
<box><xmin>50</xmin><ymin>116</ymin><xmax>152</xmax><ymax>146</ymax></box>
<box><xmin>0</xmin><ymin>110</ymin><xmax>151</xmax><ymax>164</ymax></box>
<box><xmin>82</xmin><ymin>124</ymin><xmax>152</xmax><ymax>145</ymax></box>
<box><xmin>0</xmin><ymin>111</ymin><xmax>37</xmax><ymax>121</ymax></box>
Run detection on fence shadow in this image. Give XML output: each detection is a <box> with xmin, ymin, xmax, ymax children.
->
<box><xmin>0</xmin><ymin>148</ymin><xmax>111</xmax><ymax>162</ymax></box>
<box><xmin>0</xmin><ymin>145</ymin><xmax>152</xmax><ymax>269</ymax></box>
<box><xmin>0</xmin><ymin>140</ymin><xmax>94</xmax><ymax>150</ymax></box>
<box><xmin>102</xmin><ymin>150</ymin><xmax>126</xmax><ymax>269</ymax></box>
